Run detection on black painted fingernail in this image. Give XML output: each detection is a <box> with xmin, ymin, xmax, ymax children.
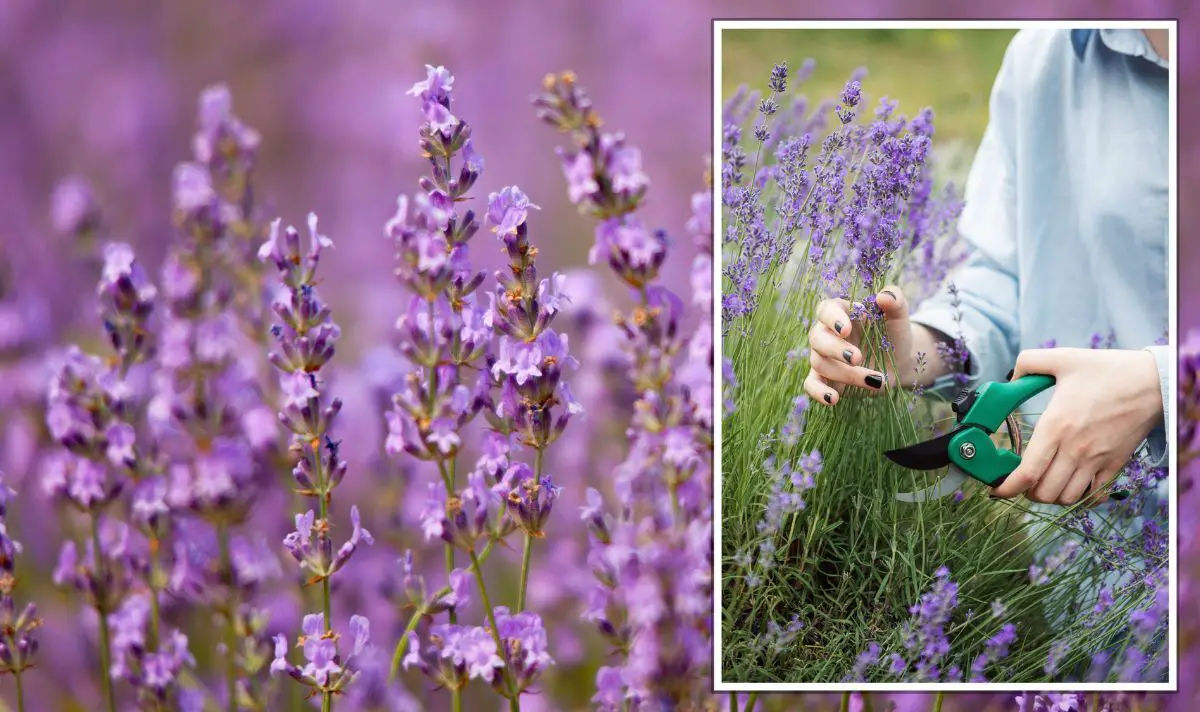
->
<box><xmin>865</xmin><ymin>373</ymin><xmax>883</xmax><ymax>389</ymax></box>
<box><xmin>823</xmin><ymin>393</ymin><xmax>833</xmax><ymax>404</ymax></box>
<box><xmin>1005</xmin><ymin>369</ymin><xmax>1014</xmax><ymax>381</ymax></box>
<box><xmin>834</xmin><ymin>320</ymin><xmax>844</xmax><ymax>334</ymax></box>
<box><xmin>842</xmin><ymin>349</ymin><xmax>854</xmax><ymax>365</ymax></box>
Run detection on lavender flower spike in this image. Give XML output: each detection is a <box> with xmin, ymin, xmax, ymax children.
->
<box><xmin>265</xmin><ymin>214</ymin><xmax>370</xmax><ymax>709</ymax></box>
<box><xmin>536</xmin><ymin>73</ymin><xmax>712</xmax><ymax>707</ymax></box>
<box><xmin>45</xmin><ymin>241</ymin><xmax>164</xmax><ymax>712</ymax></box>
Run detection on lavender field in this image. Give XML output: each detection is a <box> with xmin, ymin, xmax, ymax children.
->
<box><xmin>0</xmin><ymin>2</ymin><xmax>1198</xmax><ymax>712</ymax></box>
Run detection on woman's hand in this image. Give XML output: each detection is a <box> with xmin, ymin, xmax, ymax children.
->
<box><xmin>990</xmin><ymin>348</ymin><xmax>1163</xmax><ymax>505</ymax></box>
<box><xmin>803</xmin><ymin>286</ymin><xmax>917</xmax><ymax>406</ymax></box>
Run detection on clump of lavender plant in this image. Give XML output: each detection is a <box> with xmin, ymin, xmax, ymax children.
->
<box><xmin>728</xmin><ymin>453</ymin><xmax>819</xmax><ymax>590</ymax></box>
<box><xmin>263</xmin><ymin>214</ymin><xmax>374</xmax><ymax>709</ymax></box>
<box><xmin>536</xmin><ymin>71</ymin><xmax>713</xmax><ymax>708</ymax></box>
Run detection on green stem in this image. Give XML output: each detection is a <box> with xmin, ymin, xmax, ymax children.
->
<box><xmin>471</xmin><ymin>551</ymin><xmax>504</xmax><ymax>653</ymax></box>
<box><xmin>217</xmin><ymin>524</ymin><xmax>239</xmax><ymax>712</ymax></box>
<box><xmin>387</xmin><ymin>610</ymin><xmax>425</xmax><ymax>679</ymax></box>
<box><xmin>316</xmin><ymin>483</ymin><xmax>333</xmax><ymax>712</ymax></box>
<box><xmin>148</xmin><ymin>534</ymin><xmax>162</xmax><ymax>651</ymax></box>
<box><xmin>517</xmin><ymin>448</ymin><xmax>544</xmax><ymax>612</ymax></box>
<box><xmin>517</xmin><ymin>534</ymin><xmax>533</xmax><ymax>612</ymax></box>
<box><xmin>442</xmin><ymin>458</ymin><xmax>457</xmax><ymax>623</ymax></box>
<box><xmin>469</xmin><ymin>550</ymin><xmax>520</xmax><ymax>712</ymax></box>
<box><xmin>841</xmin><ymin>692</ymin><xmax>851</xmax><ymax>712</ymax></box>
<box><xmin>90</xmin><ymin>516</ymin><xmax>117</xmax><ymax>712</ymax></box>
<box><xmin>744</xmin><ymin>692</ymin><xmax>759</xmax><ymax>712</ymax></box>
<box><xmin>387</xmin><ymin>539</ymin><xmax>498</xmax><ymax>680</ymax></box>
<box><xmin>14</xmin><ymin>670</ymin><xmax>25</xmax><ymax>712</ymax></box>
<box><xmin>933</xmin><ymin>692</ymin><xmax>944</xmax><ymax>712</ymax></box>
<box><xmin>440</xmin><ymin>457</ymin><xmax>461</xmax><ymax>712</ymax></box>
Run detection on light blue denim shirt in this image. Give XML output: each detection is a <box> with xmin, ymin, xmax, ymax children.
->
<box><xmin>911</xmin><ymin>28</ymin><xmax>1170</xmax><ymax>467</ymax></box>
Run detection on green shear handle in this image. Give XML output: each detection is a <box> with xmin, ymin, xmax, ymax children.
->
<box><xmin>950</xmin><ymin>374</ymin><xmax>1129</xmax><ymax>501</ymax></box>
<box><xmin>948</xmin><ymin>374</ymin><xmax>1055</xmax><ymax>487</ymax></box>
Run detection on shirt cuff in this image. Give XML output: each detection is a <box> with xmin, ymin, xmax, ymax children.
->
<box><xmin>1142</xmin><ymin>344</ymin><xmax>1169</xmax><ymax>467</ymax></box>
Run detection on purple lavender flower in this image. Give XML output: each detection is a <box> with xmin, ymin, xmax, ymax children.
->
<box><xmin>270</xmin><ymin>613</ymin><xmax>373</xmax><ymax>697</ymax></box>
<box><xmin>847</xmin><ymin>642</ymin><xmax>881</xmax><ymax>682</ymax></box>
<box><xmin>192</xmin><ymin>83</ymin><xmax>261</xmax><ymax>181</ymax></box>
<box><xmin>970</xmin><ymin>623</ymin><xmax>1017</xmax><ymax>681</ymax></box>
<box><xmin>1029</xmin><ymin>540</ymin><xmax>1081</xmax><ymax>585</ymax></box>
<box><xmin>895</xmin><ymin>566</ymin><xmax>959</xmax><ymax>682</ymax></box>
<box><xmin>0</xmin><ymin>471</ymin><xmax>38</xmax><ymax>705</ymax></box>
<box><xmin>492</xmin><ymin>606</ymin><xmax>555</xmax><ymax>694</ymax></box>
<box><xmin>757</xmin><ymin>614</ymin><xmax>804</xmax><ymax>655</ymax></box>
<box><xmin>107</xmin><ymin>593</ymin><xmax>196</xmax><ymax>706</ymax></box>
<box><xmin>50</xmin><ymin>175</ymin><xmax>101</xmax><ymax>238</ymax></box>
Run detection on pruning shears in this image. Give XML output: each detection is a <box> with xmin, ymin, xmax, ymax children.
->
<box><xmin>884</xmin><ymin>374</ymin><xmax>1130</xmax><ymax>503</ymax></box>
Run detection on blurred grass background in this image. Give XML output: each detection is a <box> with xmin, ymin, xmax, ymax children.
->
<box><xmin>721</xmin><ymin>28</ymin><xmax>1017</xmax><ymax>146</ymax></box>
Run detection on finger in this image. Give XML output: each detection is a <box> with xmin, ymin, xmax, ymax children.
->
<box><xmin>1011</xmin><ymin>348</ymin><xmax>1066</xmax><ymax>380</ymax></box>
<box><xmin>875</xmin><ymin>285</ymin><xmax>910</xmax><ymax>321</ymax></box>
<box><xmin>875</xmin><ymin>286</ymin><xmax>913</xmax><ymax>360</ymax></box>
<box><xmin>992</xmin><ymin>429</ymin><xmax>1058</xmax><ymax>498</ymax></box>
<box><xmin>815</xmin><ymin>298</ymin><xmax>854</xmax><ymax>340</ymax></box>
<box><xmin>1058</xmin><ymin>467</ymin><xmax>1096</xmax><ymax>506</ymax></box>
<box><xmin>803</xmin><ymin>365</ymin><xmax>842</xmax><ymax>406</ymax></box>
<box><xmin>809</xmin><ymin>323</ymin><xmax>863</xmax><ymax>367</ymax></box>
<box><xmin>1087</xmin><ymin>481</ymin><xmax>1112</xmax><ymax>507</ymax></box>
<box><xmin>1084</xmin><ymin>463</ymin><xmax>1124</xmax><ymax>506</ymax></box>
<box><xmin>809</xmin><ymin>350</ymin><xmax>886</xmax><ymax>393</ymax></box>
<box><xmin>1028</xmin><ymin>450</ymin><xmax>1077</xmax><ymax>504</ymax></box>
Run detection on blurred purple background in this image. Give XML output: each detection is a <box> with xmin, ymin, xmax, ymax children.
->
<box><xmin>0</xmin><ymin>0</ymin><xmax>1196</xmax><ymax>710</ymax></box>
<box><xmin>0</xmin><ymin>1</ymin><xmax>711</xmax><ymax>349</ymax></box>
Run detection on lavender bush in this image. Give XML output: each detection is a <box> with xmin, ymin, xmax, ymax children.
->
<box><xmin>720</xmin><ymin>60</ymin><xmax>1169</xmax><ymax>686</ymax></box>
<box><xmin>0</xmin><ymin>57</ymin><xmax>720</xmax><ymax>710</ymax></box>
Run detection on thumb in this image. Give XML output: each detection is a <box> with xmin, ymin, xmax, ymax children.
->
<box><xmin>875</xmin><ymin>285</ymin><xmax>910</xmax><ymax>322</ymax></box>
<box><xmin>875</xmin><ymin>286</ymin><xmax>911</xmax><ymax>349</ymax></box>
<box><xmin>1011</xmin><ymin>348</ymin><xmax>1060</xmax><ymax>380</ymax></box>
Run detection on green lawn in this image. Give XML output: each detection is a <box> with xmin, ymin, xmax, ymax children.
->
<box><xmin>721</xmin><ymin>28</ymin><xmax>1017</xmax><ymax>146</ymax></box>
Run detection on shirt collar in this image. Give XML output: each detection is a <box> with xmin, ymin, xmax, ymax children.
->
<box><xmin>1070</xmin><ymin>28</ymin><xmax>1168</xmax><ymax>69</ymax></box>
<box><xmin>1070</xmin><ymin>29</ymin><xmax>1094</xmax><ymax>58</ymax></box>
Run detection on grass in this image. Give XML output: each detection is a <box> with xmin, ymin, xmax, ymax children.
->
<box><xmin>719</xmin><ymin>32</ymin><xmax>1167</xmax><ymax>683</ymax></box>
<box><xmin>721</xmin><ymin>271</ymin><xmax>1058</xmax><ymax>682</ymax></box>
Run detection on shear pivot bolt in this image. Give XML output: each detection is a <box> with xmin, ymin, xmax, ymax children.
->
<box><xmin>959</xmin><ymin>443</ymin><xmax>976</xmax><ymax>459</ymax></box>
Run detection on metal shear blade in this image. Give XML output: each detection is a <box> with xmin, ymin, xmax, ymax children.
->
<box><xmin>894</xmin><ymin>466</ymin><xmax>969</xmax><ymax>503</ymax></box>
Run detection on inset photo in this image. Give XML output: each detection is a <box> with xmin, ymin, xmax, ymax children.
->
<box><xmin>714</xmin><ymin>20</ymin><xmax>1176</xmax><ymax>689</ymax></box>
